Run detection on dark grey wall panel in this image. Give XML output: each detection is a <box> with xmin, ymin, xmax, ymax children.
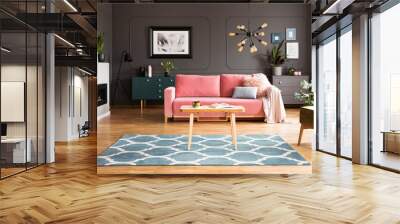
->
<box><xmin>108</xmin><ymin>3</ymin><xmax>311</xmax><ymax>105</ymax></box>
<box><xmin>98</xmin><ymin>4</ymin><xmax>113</xmax><ymax>63</ymax></box>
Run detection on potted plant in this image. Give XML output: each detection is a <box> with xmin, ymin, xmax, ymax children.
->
<box><xmin>288</xmin><ymin>66</ymin><xmax>296</xmax><ymax>76</ymax></box>
<box><xmin>161</xmin><ymin>59</ymin><xmax>175</xmax><ymax>77</ymax></box>
<box><xmin>97</xmin><ymin>32</ymin><xmax>105</xmax><ymax>62</ymax></box>
<box><xmin>270</xmin><ymin>40</ymin><xmax>285</xmax><ymax>76</ymax></box>
<box><xmin>294</xmin><ymin>80</ymin><xmax>314</xmax><ymax>106</ymax></box>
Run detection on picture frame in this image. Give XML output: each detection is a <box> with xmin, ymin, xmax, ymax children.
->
<box><xmin>286</xmin><ymin>28</ymin><xmax>296</xmax><ymax>41</ymax></box>
<box><xmin>149</xmin><ymin>26</ymin><xmax>192</xmax><ymax>58</ymax></box>
<box><xmin>286</xmin><ymin>42</ymin><xmax>299</xmax><ymax>59</ymax></box>
<box><xmin>271</xmin><ymin>32</ymin><xmax>284</xmax><ymax>44</ymax></box>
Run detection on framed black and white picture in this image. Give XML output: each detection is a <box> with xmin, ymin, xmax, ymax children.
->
<box><xmin>149</xmin><ymin>26</ymin><xmax>192</xmax><ymax>58</ymax></box>
<box><xmin>271</xmin><ymin>32</ymin><xmax>284</xmax><ymax>44</ymax></box>
<box><xmin>286</xmin><ymin>28</ymin><xmax>297</xmax><ymax>41</ymax></box>
<box><xmin>286</xmin><ymin>42</ymin><xmax>299</xmax><ymax>59</ymax></box>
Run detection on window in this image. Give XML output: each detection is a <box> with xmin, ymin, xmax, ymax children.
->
<box><xmin>316</xmin><ymin>24</ymin><xmax>353</xmax><ymax>159</ymax></box>
<box><xmin>317</xmin><ymin>36</ymin><xmax>337</xmax><ymax>154</ymax></box>
<box><xmin>340</xmin><ymin>28</ymin><xmax>352</xmax><ymax>158</ymax></box>
<box><xmin>370</xmin><ymin>3</ymin><xmax>400</xmax><ymax>171</ymax></box>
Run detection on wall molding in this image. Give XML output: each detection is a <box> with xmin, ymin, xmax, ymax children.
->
<box><xmin>128</xmin><ymin>16</ymin><xmax>212</xmax><ymax>72</ymax></box>
<box><xmin>225</xmin><ymin>16</ymin><xmax>307</xmax><ymax>71</ymax></box>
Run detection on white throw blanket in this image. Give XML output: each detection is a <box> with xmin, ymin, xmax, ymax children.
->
<box><xmin>262</xmin><ymin>86</ymin><xmax>286</xmax><ymax>123</ymax></box>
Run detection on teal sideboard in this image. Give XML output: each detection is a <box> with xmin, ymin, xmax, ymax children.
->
<box><xmin>132</xmin><ymin>76</ymin><xmax>175</xmax><ymax>112</ymax></box>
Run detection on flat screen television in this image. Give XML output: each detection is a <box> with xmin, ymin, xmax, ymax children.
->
<box><xmin>1</xmin><ymin>123</ymin><xmax>7</xmax><ymax>137</ymax></box>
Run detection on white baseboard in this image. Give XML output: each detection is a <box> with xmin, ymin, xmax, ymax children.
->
<box><xmin>97</xmin><ymin>111</ymin><xmax>111</xmax><ymax>120</ymax></box>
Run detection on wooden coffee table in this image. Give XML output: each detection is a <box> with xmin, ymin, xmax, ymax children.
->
<box><xmin>180</xmin><ymin>105</ymin><xmax>245</xmax><ymax>150</ymax></box>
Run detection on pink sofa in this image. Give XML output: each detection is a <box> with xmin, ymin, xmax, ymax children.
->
<box><xmin>164</xmin><ymin>74</ymin><xmax>265</xmax><ymax>122</ymax></box>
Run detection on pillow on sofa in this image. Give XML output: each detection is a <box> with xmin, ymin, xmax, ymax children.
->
<box><xmin>232</xmin><ymin>87</ymin><xmax>257</xmax><ymax>99</ymax></box>
<box><xmin>243</xmin><ymin>73</ymin><xmax>272</xmax><ymax>97</ymax></box>
<box><xmin>175</xmin><ymin>75</ymin><xmax>220</xmax><ymax>97</ymax></box>
<box><xmin>220</xmin><ymin>74</ymin><xmax>248</xmax><ymax>97</ymax></box>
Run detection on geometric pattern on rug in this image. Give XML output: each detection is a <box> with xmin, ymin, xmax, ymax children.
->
<box><xmin>97</xmin><ymin>134</ymin><xmax>310</xmax><ymax>166</ymax></box>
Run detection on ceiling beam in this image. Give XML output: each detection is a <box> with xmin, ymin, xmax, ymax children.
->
<box><xmin>55</xmin><ymin>55</ymin><xmax>96</xmax><ymax>72</ymax></box>
<box><xmin>86</xmin><ymin>0</ymin><xmax>97</xmax><ymax>12</ymax></box>
<box><xmin>67</xmin><ymin>13</ymin><xmax>97</xmax><ymax>39</ymax></box>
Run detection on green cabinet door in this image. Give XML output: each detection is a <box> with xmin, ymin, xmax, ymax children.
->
<box><xmin>132</xmin><ymin>77</ymin><xmax>158</xmax><ymax>100</ymax></box>
<box><xmin>132</xmin><ymin>77</ymin><xmax>175</xmax><ymax>100</ymax></box>
<box><xmin>162</xmin><ymin>77</ymin><xmax>175</xmax><ymax>88</ymax></box>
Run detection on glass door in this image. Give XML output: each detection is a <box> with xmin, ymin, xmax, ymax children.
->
<box><xmin>339</xmin><ymin>27</ymin><xmax>352</xmax><ymax>158</ymax></box>
<box><xmin>317</xmin><ymin>35</ymin><xmax>337</xmax><ymax>155</ymax></box>
<box><xmin>1</xmin><ymin>30</ymin><xmax>28</xmax><ymax>178</ymax></box>
<box><xmin>316</xmin><ymin>24</ymin><xmax>353</xmax><ymax>159</ymax></box>
<box><xmin>0</xmin><ymin>1</ymin><xmax>46</xmax><ymax>179</ymax></box>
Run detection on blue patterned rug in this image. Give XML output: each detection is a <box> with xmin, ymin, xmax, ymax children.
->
<box><xmin>98</xmin><ymin>135</ymin><xmax>309</xmax><ymax>166</ymax></box>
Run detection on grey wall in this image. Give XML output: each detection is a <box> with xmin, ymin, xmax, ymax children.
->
<box><xmin>54</xmin><ymin>67</ymin><xmax>89</xmax><ymax>141</ymax></box>
<box><xmin>106</xmin><ymin>3</ymin><xmax>311</xmax><ymax>105</ymax></box>
<box><xmin>98</xmin><ymin>4</ymin><xmax>113</xmax><ymax>63</ymax></box>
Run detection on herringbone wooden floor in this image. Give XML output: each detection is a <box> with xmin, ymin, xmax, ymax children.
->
<box><xmin>1</xmin><ymin>108</ymin><xmax>400</xmax><ymax>223</ymax></box>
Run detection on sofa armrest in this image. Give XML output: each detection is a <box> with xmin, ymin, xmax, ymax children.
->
<box><xmin>164</xmin><ymin>87</ymin><xmax>176</xmax><ymax>119</ymax></box>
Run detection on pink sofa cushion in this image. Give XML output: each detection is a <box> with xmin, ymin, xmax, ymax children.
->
<box><xmin>220</xmin><ymin>74</ymin><xmax>248</xmax><ymax>97</ymax></box>
<box><xmin>175</xmin><ymin>75</ymin><xmax>220</xmax><ymax>97</ymax></box>
<box><xmin>164</xmin><ymin>87</ymin><xmax>175</xmax><ymax>118</ymax></box>
<box><xmin>243</xmin><ymin>73</ymin><xmax>272</xmax><ymax>97</ymax></box>
<box><xmin>173</xmin><ymin>97</ymin><xmax>264</xmax><ymax>117</ymax></box>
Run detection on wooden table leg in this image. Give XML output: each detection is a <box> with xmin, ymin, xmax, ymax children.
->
<box><xmin>140</xmin><ymin>100</ymin><xmax>144</xmax><ymax>113</ymax></box>
<box><xmin>230</xmin><ymin>113</ymin><xmax>237</xmax><ymax>149</ymax></box>
<box><xmin>297</xmin><ymin>124</ymin><xmax>304</xmax><ymax>146</ymax></box>
<box><xmin>188</xmin><ymin>113</ymin><xmax>194</xmax><ymax>150</ymax></box>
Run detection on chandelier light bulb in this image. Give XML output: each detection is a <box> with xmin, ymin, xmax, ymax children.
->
<box><xmin>236</xmin><ymin>25</ymin><xmax>246</xmax><ymax>30</ymax></box>
<box><xmin>260</xmin><ymin>40</ymin><xmax>268</xmax><ymax>46</ymax></box>
<box><xmin>250</xmin><ymin>45</ymin><xmax>258</xmax><ymax>53</ymax></box>
<box><xmin>229</xmin><ymin>32</ymin><xmax>237</xmax><ymax>37</ymax></box>
<box><xmin>237</xmin><ymin>39</ymin><xmax>248</xmax><ymax>47</ymax></box>
<box><xmin>261</xmin><ymin>23</ymin><xmax>268</xmax><ymax>29</ymax></box>
<box><xmin>257</xmin><ymin>32</ymin><xmax>265</xmax><ymax>37</ymax></box>
<box><xmin>238</xmin><ymin>46</ymin><xmax>244</xmax><ymax>52</ymax></box>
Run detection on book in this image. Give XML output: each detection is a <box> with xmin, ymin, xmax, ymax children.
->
<box><xmin>209</xmin><ymin>103</ymin><xmax>236</xmax><ymax>109</ymax></box>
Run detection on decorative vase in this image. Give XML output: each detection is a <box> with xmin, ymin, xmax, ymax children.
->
<box><xmin>164</xmin><ymin>71</ymin><xmax>170</xmax><ymax>77</ymax></box>
<box><xmin>147</xmin><ymin>65</ymin><xmax>152</xmax><ymax>78</ymax></box>
<box><xmin>288</xmin><ymin>67</ymin><xmax>296</xmax><ymax>76</ymax></box>
<box><xmin>192</xmin><ymin>101</ymin><xmax>201</xmax><ymax>108</ymax></box>
<box><xmin>98</xmin><ymin>53</ymin><xmax>105</xmax><ymax>62</ymax></box>
<box><xmin>139</xmin><ymin>66</ymin><xmax>146</xmax><ymax>76</ymax></box>
<box><xmin>272</xmin><ymin>66</ymin><xmax>282</xmax><ymax>76</ymax></box>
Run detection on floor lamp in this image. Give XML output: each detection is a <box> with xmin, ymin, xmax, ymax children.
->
<box><xmin>112</xmin><ymin>50</ymin><xmax>132</xmax><ymax>105</ymax></box>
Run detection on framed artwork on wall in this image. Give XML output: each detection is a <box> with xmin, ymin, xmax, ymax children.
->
<box><xmin>286</xmin><ymin>28</ymin><xmax>296</xmax><ymax>41</ymax></box>
<box><xmin>149</xmin><ymin>26</ymin><xmax>192</xmax><ymax>58</ymax></box>
<box><xmin>271</xmin><ymin>32</ymin><xmax>284</xmax><ymax>44</ymax></box>
<box><xmin>286</xmin><ymin>42</ymin><xmax>299</xmax><ymax>59</ymax></box>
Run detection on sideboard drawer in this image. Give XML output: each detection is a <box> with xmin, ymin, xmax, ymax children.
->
<box><xmin>163</xmin><ymin>78</ymin><xmax>175</xmax><ymax>87</ymax></box>
<box><xmin>272</xmin><ymin>75</ymin><xmax>310</xmax><ymax>106</ymax></box>
<box><xmin>132</xmin><ymin>78</ymin><xmax>158</xmax><ymax>99</ymax></box>
<box><xmin>273</xmin><ymin>76</ymin><xmax>308</xmax><ymax>87</ymax></box>
<box><xmin>132</xmin><ymin>76</ymin><xmax>175</xmax><ymax>100</ymax></box>
<box><xmin>281</xmin><ymin>95</ymin><xmax>303</xmax><ymax>105</ymax></box>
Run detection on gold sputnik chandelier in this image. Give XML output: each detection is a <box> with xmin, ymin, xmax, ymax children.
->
<box><xmin>228</xmin><ymin>23</ymin><xmax>268</xmax><ymax>53</ymax></box>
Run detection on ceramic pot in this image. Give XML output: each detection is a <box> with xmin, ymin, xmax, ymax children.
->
<box><xmin>98</xmin><ymin>53</ymin><xmax>105</xmax><ymax>62</ymax></box>
<box><xmin>272</xmin><ymin>66</ymin><xmax>283</xmax><ymax>76</ymax></box>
